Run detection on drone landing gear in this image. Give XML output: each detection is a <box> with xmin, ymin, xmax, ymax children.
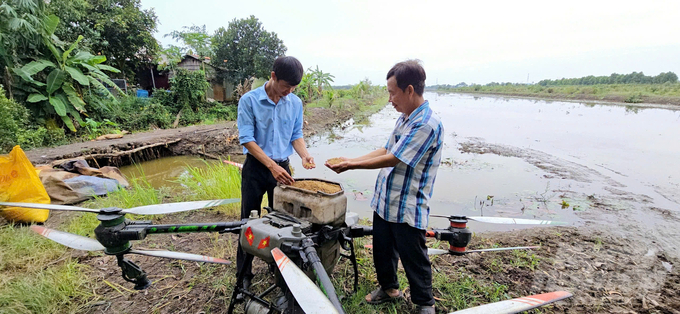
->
<box><xmin>116</xmin><ymin>254</ymin><xmax>150</xmax><ymax>290</ymax></box>
<box><xmin>339</xmin><ymin>234</ymin><xmax>359</xmax><ymax>292</ymax></box>
<box><xmin>228</xmin><ymin>253</ymin><xmax>284</xmax><ymax>314</ymax></box>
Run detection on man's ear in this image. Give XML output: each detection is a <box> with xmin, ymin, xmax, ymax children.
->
<box><xmin>407</xmin><ymin>85</ymin><xmax>415</xmax><ymax>96</ymax></box>
<box><xmin>271</xmin><ymin>71</ymin><xmax>277</xmax><ymax>81</ymax></box>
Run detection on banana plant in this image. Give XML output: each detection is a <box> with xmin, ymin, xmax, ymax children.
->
<box><xmin>12</xmin><ymin>15</ymin><xmax>123</xmax><ymax>132</ymax></box>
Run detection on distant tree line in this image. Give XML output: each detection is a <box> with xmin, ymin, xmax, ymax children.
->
<box><xmin>537</xmin><ymin>71</ymin><xmax>678</xmax><ymax>86</ymax></box>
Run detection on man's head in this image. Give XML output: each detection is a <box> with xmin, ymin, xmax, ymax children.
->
<box><xmin>386</xmin><ymin>60</ymin><xmax>426</xmax><ymax>115</ymax></box>
<box><xmin>269</xmin><ymin>56</ymin><xmax>304</xmax><ymax>97</ymax></box>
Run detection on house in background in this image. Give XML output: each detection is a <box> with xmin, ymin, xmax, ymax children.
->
<box><xmin>136</xmin><ymin>54</ymin><xmax>234</xmax><ymax>102</ymax></box>
<box><xmin>175</xmin><ymin>55</ymin><xmax>234</xmax><ymax>102</ymax></box>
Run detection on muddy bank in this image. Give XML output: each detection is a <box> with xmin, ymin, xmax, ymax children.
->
<box><xmin>451</xmin><ymin>227</ymin><xmax>680</xmax><ymax>314</ymax></box>
<box><xmin>24</xmin><ymin>106</ymin><xmax>357</xmax><ymax>167</ymax></box>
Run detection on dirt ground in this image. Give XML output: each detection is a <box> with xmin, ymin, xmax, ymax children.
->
<box><xmin>16</xmin><ymin>101</ymin><xmax>680</xmax><ymax>313</ymax></box>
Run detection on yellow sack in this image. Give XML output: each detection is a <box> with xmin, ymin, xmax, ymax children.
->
<box><xmin>0</xmin><ymin>146</ymin><xmax>50</xmax><ymax>223</ymax></box>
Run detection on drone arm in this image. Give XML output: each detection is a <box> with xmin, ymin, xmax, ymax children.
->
<box><xmin>348</xmin><ymin>226</ymin><xmax>372</xmax><ymax>238</ymax></box>
<box><xmin>301</xmin><ymin>238</ymin><xmax>346</xmax><ymax>314</ymax></box>
<box><xmin>137</xmin><ymin>220</ymin><xmax>245</xmax><ymax>235</ymax></box>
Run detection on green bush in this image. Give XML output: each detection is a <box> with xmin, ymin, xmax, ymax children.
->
<box><xmin>120</xmin><ymin>102</ymin><xmax>173</xmax><ymax>130</ymax></box>
<box><xmin>151</xmin><ymin>89</ymin><xmax>174</xmax><ymax>107</ymax></box>
<box><xmin>170</xmin><ymin>69</ymin><xmax>210</xmax><ymax>112</ymax></box>
<box><xmin>16</xmin><ymin>127</ymin><xmax>67</xmax><ymax>149</ymax></box>
<box><xmin>0</xmin><ymin>87</ymin><xmax>30</xmax><ymax>153</ymax></box>
<box><xmin>207</xmin><ymin>103</ymin><xmax>238</xmax><ymax>121</ymax></box>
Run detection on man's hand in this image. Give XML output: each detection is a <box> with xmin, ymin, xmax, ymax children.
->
<box><xmin>269</xmin><ymin>163</ymin><xmax>295</xmax><ymax>185</ymax></box>
<box><xmin>302</xmin><ymin>156</ymin><xmax>316</xmax><ymax>169</ymax></box>
<box><xmin>325</xmin><ymin>158</ymin><xmax>352</xmax><ymax>174</ymax></box>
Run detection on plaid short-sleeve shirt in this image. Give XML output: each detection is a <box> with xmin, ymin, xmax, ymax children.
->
<box><xmin>371</xmin><ymin>101</ymin><xmax>444</xmax><ymax>230</ymax></box>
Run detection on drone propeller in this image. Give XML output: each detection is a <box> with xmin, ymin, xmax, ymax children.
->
<box><xmin>449</xmin><ymin>290</ymin><xmax>572</xmax><ymax>314</ymax></box>
<box><xmin>30</xmin><ymin>225</ymin><xmax>231</xmax><ymax>265</ymax></box>
<box><xmin>428</xmin><ymin>246</ymin><xmax>540</xmax><ymax>256</ymax></box>
<box><xmin>430</xmin><ymin>214</ymin><xmax>566</xmax><ymax>225</ymax></box>
<box><xmin>271</xmin><ymin>248</ymin><xmax>340</xmax><ymax>314</ymax></box>
<box><xmin>0</xmin><ymin>199</ymin><xmax>240</xmax><ymax>216</ymax></box>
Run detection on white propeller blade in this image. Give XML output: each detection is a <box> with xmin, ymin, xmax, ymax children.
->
<box><xmin>1</xmin><ymin>199</ymin><xmax>241</xmax><ymax>215</ymax></box>
<box><xmin>271</xmin><ymin>248</ymin><xmax>340</xmax><ymax>314</ymax></box>
<box><xmin>430</xmin><ymin>214</ymin><xmax>566</xmax><ymax>225</ymax></box>
<box><xmin>30</xmin><ymin>225</ymin><xmax>105</xmax><ymax>251</ymax></box>
<box><xmin>1</xmin><ymin>202</ymin><xmax>99</xmax><ymax>213</ymax></box>
<box><xmin>428</xmin><ymin>246</ymin><xmax>539</xmax><ymax>255</ymax></box>
<box><xmin>467</xmin><ymin>216</ymin><xmax>566</xmax><ymax>225</ymax></box>
<box><xmin>427</xmin><ymin>248</ymin><xmax>449</xmax><ymax>255</ymax></box>
<box><xmin>122</xmin><ymin>199</ymin><xmax>241</xmax><ymax>215</ymax></box>
<box><xmin>129</xmin><ymin>249</ymin><xmax>231</xmax><ymax>265</ymax></box>
<box><xmin>449</xmin><ymin>291</ymin><xmax>572</xmax><ymax>314</ymax></box>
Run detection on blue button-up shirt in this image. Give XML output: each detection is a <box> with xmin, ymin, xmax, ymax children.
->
<box><xmin>371</xmin><ymin>101</ymin><xmax>444</xmax><ymax>230</ymax></box>
<box><xmin>237</xmin><ymin>83</ymin><xmax>304</xmax><ymax>161</ymax></box>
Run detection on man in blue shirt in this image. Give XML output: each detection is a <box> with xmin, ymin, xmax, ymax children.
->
<box><xmin>236</xmin><ymin>56</ymin><xmax>315</xmax><ymax>293</ymax></box>
<box><xmin>326</xmin><ymin>60</ymin><xmax>442</xmax><ymax>314</ymax></box>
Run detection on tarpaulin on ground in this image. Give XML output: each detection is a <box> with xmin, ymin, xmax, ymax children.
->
<box><xmin>37</xmin><ymin>159</ymin><xmax>129</xmax><ymax>205</ymax></box>
<box><xmin>0</xmin><ymin>146</ymin><xmax>51</xmax><ymax>223</ymax></box>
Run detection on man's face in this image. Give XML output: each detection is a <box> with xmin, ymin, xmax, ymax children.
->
<box><xmin>387</xmin><ymin>76</ymin><xmax>408</xmax><ymax>114</ymax></box>
<box><xmin>271</xmin><ymin>74</ymin><xmax>297</xmax><ymax>97</ymax></box>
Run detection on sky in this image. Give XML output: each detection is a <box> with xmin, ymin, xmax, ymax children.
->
<box><xmin>141</xmin><ymin>0</ymin><xmax>680</xmax><ymax>86</ymax></box>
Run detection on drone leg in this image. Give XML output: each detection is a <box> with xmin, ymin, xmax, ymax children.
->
<box><xmin>339</xmin><ymin>237</ymin><xmax>359</xmax><ymax>292</ymax></box>
<box><xmin>116</xmin><ymin>254</ymin><xmax>150</xmax><ymax>290</ymax></box>
<box><xmin>228</xmin><ymin>253</ymin><xmax>254</xmax><ymax>314</ymax></box>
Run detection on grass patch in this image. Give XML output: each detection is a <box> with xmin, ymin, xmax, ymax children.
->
<box><xmin>0</xmin><ymin>224</ymin><xmax>96</xmax><ymax>314</ymax></box>
<box><xmin>175</xmin><ymin>160</ymin><xmax>242</xmax><ymax>215</ymax></box>
<box><xmin>335</xmin><ymin>236</ymin><xmax>517</xmax><ymax>313</ymax></box>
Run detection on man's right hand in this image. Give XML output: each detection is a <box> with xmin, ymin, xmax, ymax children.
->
<box><xmin>269</xmin><ymin>163</ymin><xmax>295</xmax><ymax>185</ymax></box>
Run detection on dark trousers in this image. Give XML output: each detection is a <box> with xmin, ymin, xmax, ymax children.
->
<box><xmin>236</xmin><ymin>154</ymin><xmax>291</xmax><ymax>280</ymax></box>
<box><xmin>373</xmin><ymin>212</ymin><xmax>434</xmax><ymax>306</ymax></box>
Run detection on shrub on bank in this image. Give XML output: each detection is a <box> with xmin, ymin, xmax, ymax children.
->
<box><xmin>0</xmin><ymin>87</ymin><xmax>68</xmax><ymax>153</ymax></box>
<box><xmin>0</xmin><ymin>87</ymin><xmax>29</xmax><ymax>152</ymax></box>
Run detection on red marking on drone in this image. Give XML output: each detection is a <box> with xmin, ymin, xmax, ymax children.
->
<box><xmin>245</xmin><ymin>227</ymin><xmax>254</xmax><ymax>246</ymax></box>
<box><xmin>514</xmin><ymin>297</ymin><xmax>542</xmax><ymax>306</ymax></box>
<box><xmin>271</xmin><ymin>248</ymin><xmax>289</xmax><ymax>270</ymax></box>
<box><xmin>450</xmin><ymin>246</ymin><xmax>466</xmax><ymax>253</ymax></box>
<box><xmin>30</xmin><ymin>225</ymin><xmax>49</xmax><ymax>236</ymax></box>
<box><xmin>450</xmin><ymin>221</ymin><xmax>467</xmax><ymax>228</ymax></box>
<box><xmin>258</xmin><ymin>236</ymin><xmax>270</xmax><ymax>249</ymax></box>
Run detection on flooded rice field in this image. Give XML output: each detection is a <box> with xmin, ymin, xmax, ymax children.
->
<box><xmin>299</xmin><ymin>93</ymin><xmax>680</xmax><ymax>256</ymax></box>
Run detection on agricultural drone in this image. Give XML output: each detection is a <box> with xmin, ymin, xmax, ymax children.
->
<box><xmin>0</xmin><ymin>185</ymin><xmax>572</xmax><ymax>314</ymax></box>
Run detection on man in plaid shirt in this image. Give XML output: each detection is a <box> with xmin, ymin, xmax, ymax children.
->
<box><xmin>326</xmin><ymin>60</ymin><xmax>443</xmax><ymax>314</ymax></box>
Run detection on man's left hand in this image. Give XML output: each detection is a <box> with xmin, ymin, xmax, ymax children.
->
<box><xmin>302</xmin><ymin>156</ymin><xmax>316</xmax><ymax>169</ymax></box>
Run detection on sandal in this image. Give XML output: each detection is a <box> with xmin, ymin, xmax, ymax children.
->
<box><xmin>365</xmin><ymin>288</ymin><xmax>403</xmax><ymax>305</ymax></box>
<box><xmin>415</xmin><ymin>305</ymin><xmax>435</xmax><ymax>314</ymax></box>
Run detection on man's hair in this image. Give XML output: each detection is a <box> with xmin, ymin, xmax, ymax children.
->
<box><xmin>386</xmin><ymin>60</ymin><xmax>426</xmax><ymax>96</ymax></box>
<box><xmin>272</xmin><ymin>56</ymin><xmax>304</xmax><ymax>86</ymax></box>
